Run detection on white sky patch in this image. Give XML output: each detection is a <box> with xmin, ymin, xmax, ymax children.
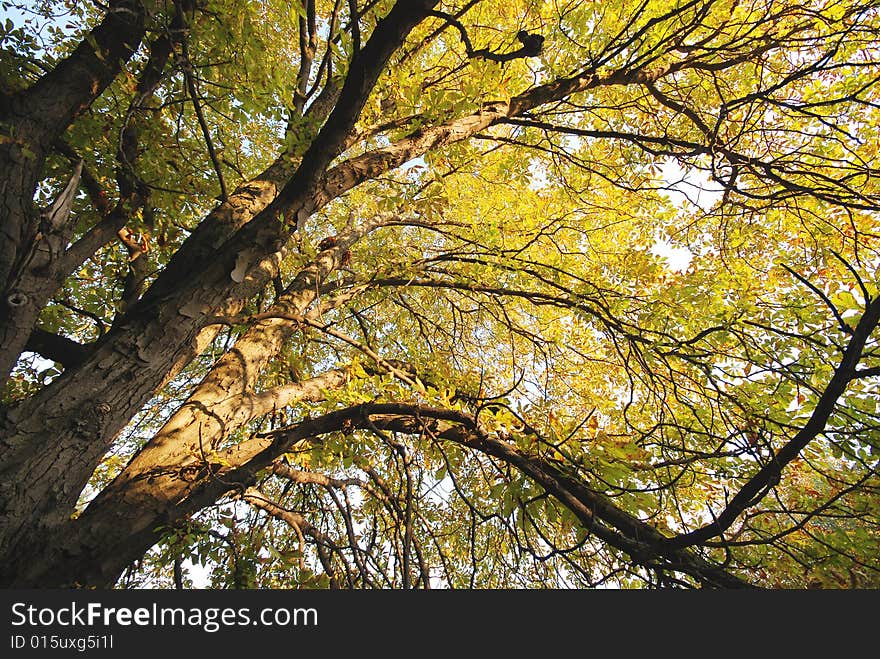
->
<box><xmin>649</xmin><ymin>158</ymin><xmax>727</xmax><ymax>271</ymax></box>
<box><xmin>402</xmin><ymin>156</ymin><xmax>423</xmax><ymax>169</ymax></box>
<box><xmin>21</xmin><ymin>352</ymin><xmax>57</xmax><ymax>375</ymax></box>
<box><xmin>528</xmin><ymin>159</ymin><xmax>549</xmax><ymax>189</ymax></box>
<box><xmin>651</xmin><ymin>239</ymin><xmax>692</xmax><ymax>272</ymax></box>
<box><xmin>182</xmin><ymin>559</ymin><xmax>211</xmax><ymax>588</ymax></box>
<box><xmin>659</xmin><ymin>158</ymin><xmax>725</xmax><ymax>211</ymax></box>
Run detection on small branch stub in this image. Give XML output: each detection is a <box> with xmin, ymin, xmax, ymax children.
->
<box><xmin>6</xmin><ymin>292</ymin><xmax>28</xmax><ymax>308</ymax></box>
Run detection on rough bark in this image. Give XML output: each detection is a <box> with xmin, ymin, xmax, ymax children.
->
<box><xmin>6</xmin><ymin>368</ymin><xmax>350</xmax><ymax>587</ymax></box>
<box><xmin>10</xmin><ymin>213</ymin><xmax>392</xmax><ymax>586</ymax></box>
<box><xmin>0</xmin><ymin>42</ymin><xmax>338</xmax><ymax>578</ymax></box>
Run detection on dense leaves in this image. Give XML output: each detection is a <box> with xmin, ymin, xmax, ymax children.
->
<box><xmin>0</xmin><ymin>0</ymin><xmax>878</xmax><ymax>588</ymax></box>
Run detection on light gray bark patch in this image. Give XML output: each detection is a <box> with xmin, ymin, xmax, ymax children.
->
<box><xmin>231</xmin><ymin>248</ymin><xmax>260</xmax><ymax>282</ymax></box>
<box><xmin>178</xmin><ymin>299</ymin><xmax>209</xmax><ymax>319</ymax></box>
<box><xmin>44</xmin><ymin>160</ymin><xmax>82</xmax><ymax>230</ymax></box>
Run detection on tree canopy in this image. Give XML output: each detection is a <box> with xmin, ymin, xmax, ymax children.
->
<box><xmin>0</xmin><ymin>0</ymin><xmax>878</xmax><ymax>589</ymax></box>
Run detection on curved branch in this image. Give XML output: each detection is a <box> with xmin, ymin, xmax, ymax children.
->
<box><xmin>206</xmin><ymin>402</ymin><xmax>752</xmax><ymax>588</ymax></box>
<box><xmin>663</xmin><ymin>295</ymin><xmax>880</xmax><ymax>551</ymax></box>
<box><xmin>427</xmin><ymin>11</ymin><xmax>544</xmax><ymax>62</ymax></box>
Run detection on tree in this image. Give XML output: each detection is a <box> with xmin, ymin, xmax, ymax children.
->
<box><xmin>0</xmin><ymin>0</ymin><xmax>877</xmax><ymax>589</ymax></box>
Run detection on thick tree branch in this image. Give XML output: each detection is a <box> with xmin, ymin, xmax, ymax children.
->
<box><xmin>77</xmin><ymin>213</ymin><xmax>392</xmax><ymax>517</ymax></box>
<box><xmin>271</xmin><ymin>463</ymin><xmax>366</xmax><ymax>489</ymax></box>
<box><xmin>0</xmin><ymin>22</ymin><xmax>176</xmax><ymax>383</ymax></box>
<box><xmin>295</xmin><ymin>0</ymin><xmax>319</xmax><ymax>115</ymax></box>
<box><xmin>24</xmin><ymin>328</ymin><xmax>90</xmax><ymax>369</ymax></box>
<box><xmin>273</xmin><ymin>0</ymin><xmax>441</xmax><ymax>225</ymax></box>
<box><xmin>127</xmin><ymin>0</ymin><xmax>430</xmax><ymax>308</ymax></box>
<box><xmin>43</xmin><ymin>215</ymin><xmax>396</xmax><ymax>588</ymax></box>
<box><xmin>313</xmin><ymin>64</ymin><xmax>670</xmax><ymax>210</ymax></box>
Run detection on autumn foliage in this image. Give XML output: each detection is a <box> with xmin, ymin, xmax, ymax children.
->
<box><xmin>0</xmin><ymin>0</ymin><xmax>878</xmax><ymax>588</ymax></box>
